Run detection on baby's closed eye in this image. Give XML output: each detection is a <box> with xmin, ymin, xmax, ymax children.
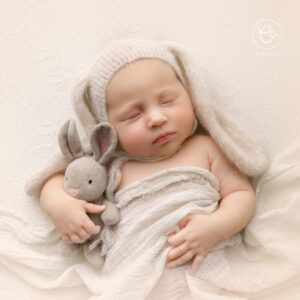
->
<box><xmin>122</xmin><ymin>111</ymin><xmax>142</xmax><ymax>121</ymax></box>
<box><xmin>161</xmin><ymin>97</ymin><xmax>176</xmax><ymax>104</ymax></box>
<box><xmin>159</xmin><ymin>91</ymin><xmax>178</xmax><ymax>104</ymax></box>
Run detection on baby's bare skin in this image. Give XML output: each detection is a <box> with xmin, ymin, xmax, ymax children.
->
<box><xmin>40</xmin><ymin>58</ymin><xmax>255</xmax><ymax>273</ymax></box>
<box><xmin>107</xmin><ymin>59</ymin><xmax>255</xmax><ymax>272</ymax></box>
<box><xmin>40</xmin><ymin>173</ymin><xmax>106</xmax><ymax>244</ymax></box>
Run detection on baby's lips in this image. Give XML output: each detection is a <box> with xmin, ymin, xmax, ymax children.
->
<box><xmin>65</xmin><ymin>188</ymin><xmax>80</xmax><ymax>197</ymax></box>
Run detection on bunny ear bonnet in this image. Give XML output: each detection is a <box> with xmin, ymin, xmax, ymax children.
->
<box><xmin>25</xmin><ymin>38</ymin><xmax>268</xmax><ymax>198</ymax></box>
<box><xmin>72</xmin><ymin>38</ymin><xmax>268</xmax><ymax>178</ymax></box>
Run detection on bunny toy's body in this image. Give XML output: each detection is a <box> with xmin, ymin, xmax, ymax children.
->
<box><xmin>64</xmin><ymin>156</ymin><xmax>118</xmax><ymax>226</ymax></box>
<box><xmin>58</xmin><ymin>119</ymin><xmax>120</xmax><ymax>268</ymax></box>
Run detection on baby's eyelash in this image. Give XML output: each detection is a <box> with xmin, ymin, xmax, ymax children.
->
<box><xmin>123</xmin><ymin>112</ymin><xmax>141</xmax><ymax>121</ymax></box>
<box><xmin>161</xmin><ymin>98</ymin><xmax>176</xmax><ymax>104</ymax></box>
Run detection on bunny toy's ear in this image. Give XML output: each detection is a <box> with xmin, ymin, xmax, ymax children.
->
<box><xmin>90</xmin><ymin>122</ymin><xmax>118</xmax><ymax>165</ymax></box>
<box><xmin>58</xmin><ymin>119</ymin><xmax>83</xmax><ymax>162</ymax></box>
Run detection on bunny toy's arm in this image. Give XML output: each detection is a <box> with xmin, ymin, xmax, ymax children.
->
<box><xmin>101</xmin><ymin>199</ymin><xmax>120</xmax><ymax>226</ymax></box>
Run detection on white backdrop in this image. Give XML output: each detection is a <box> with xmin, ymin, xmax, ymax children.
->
<box><xmin>0</xmin><ymin>1</ymin><xmax>299</xmax><ymax>299</ymax></box>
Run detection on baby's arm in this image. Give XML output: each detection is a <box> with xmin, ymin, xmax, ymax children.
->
<box><xmin>40</xmin><ymin>172</ymin><xmax>106</xmax><ymax>244</ymax></box>
<box><xmin>167</xmin><ymin>135</ymin><xmax>256</xmax><ymax>270</ymax></box>
<box><xmin>206</xmin><ymin>136</ymin><xmax>256</xmax><ymax>240</ymax></box>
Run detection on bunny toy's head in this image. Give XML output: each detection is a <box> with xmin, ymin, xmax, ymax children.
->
<box><xmin>58</xmin><ymin>120</ymin><xmax>117</xmax><ymax>202</ymax></box>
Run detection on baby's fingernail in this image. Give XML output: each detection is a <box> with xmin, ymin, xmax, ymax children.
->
<box><xmin>166</xmin><ymin>229</ymin><xmax>175</xmax><ymax>235</ymax></box>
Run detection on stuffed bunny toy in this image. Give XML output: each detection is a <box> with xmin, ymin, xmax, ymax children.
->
<box><xmin>58</xmin><ymin>119</ymin><xmax>120</xmax><ymax>268</ymax></box>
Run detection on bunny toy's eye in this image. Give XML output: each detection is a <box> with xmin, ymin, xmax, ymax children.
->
<box><xmin>88</xmin><ymin>180</ymin><xmax>93</xmax><ymax>184</ymax></box>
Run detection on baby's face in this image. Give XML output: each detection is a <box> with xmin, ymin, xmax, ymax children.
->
<box><xmin>106</xmin><ymin>58</ymin><xmax>195</xmax><ymax>158</ymax></box>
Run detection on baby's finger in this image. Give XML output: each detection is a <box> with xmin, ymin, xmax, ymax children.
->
<box><xmin>77</xmin><ymin>228</ymin><xmax>90</xmax><ymax>241</ymax></box>
<box><xmin>178</xmin><ymin>214</ymin><xmax>193</xmax><ymax>229</ymax></box>
<box><xmin>59</xmin><ymin>223</ymin><xmax>76</xmax><ymax>237</ymax></box>
<box><xmin>83</xmin><ymin>220</ymin><xmax>101</xmax><ymax>235</ymax></box>
<box><xmin>167</xmin><ymin>250</ymin><xmax>194</xmax><ymax>269</ymax></box>
<box><xmin>166</xmin><ymin>229</ymin><xmax>177</xmax><ymax>236</ymax></box>
<box><xmin>167</xmin><ymin>228</ymin><xmax>187</xmax><ymax>247</ymax></box>
<box><xmin>188</xmin><ymin>254</ymin><xmax>204</xmax><ymax>276</ymax></box>
<box><xmin>167</xmin><ymin>242</ymin><xmax>188</xmax><ymax>261</ymax></box>
<box><xmin>69</xmin><ymin>234</ymin><xmax>84</xmax><ymax>244</ymax></box>
<box><xmin>84</xmin><ymin>203</ymin><xmax>106</xmax><ymax>214</ymax></box>
<box><xmin>62</xmin><ymin>234</ymin><xmax>72</xmax><ymax>244</ymax></box>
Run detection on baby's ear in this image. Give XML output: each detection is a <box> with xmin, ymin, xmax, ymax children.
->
<box><xmin>58</xmin><ymin>119</ymin><xmax>83</xmax><ymax>161</ymax></box>
<box><xmin>90</xmin><ymin>122</ymin><xmax>118</xmax><ymax>165</ymax></box>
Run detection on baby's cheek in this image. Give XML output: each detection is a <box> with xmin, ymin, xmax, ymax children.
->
<box><xmin>174</xmin><ymin>110</ymin><xmax>195</xmax><ymax>131</ymax></box>
<box><xmin>117</xmin><ymin>125</ymin><xmax>145</xmax><ymax>153</ymax></box>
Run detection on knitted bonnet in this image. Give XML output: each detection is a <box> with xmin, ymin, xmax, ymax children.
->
<box><xmin>72</xmin><ymin>38</ymin><xmax>268</xmax><ymax>178</ymax></box>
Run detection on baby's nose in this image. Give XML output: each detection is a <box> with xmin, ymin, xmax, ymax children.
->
<box><xmin>148</xmin><ymin>111</ymin><xmax>167</xmax><ymax>127</ymax></box>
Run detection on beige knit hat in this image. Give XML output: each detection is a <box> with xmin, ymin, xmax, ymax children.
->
<box><xmin>72</xmin><ymin>38</ymin><xmax>268</xmax><ymax>178</ymax></box>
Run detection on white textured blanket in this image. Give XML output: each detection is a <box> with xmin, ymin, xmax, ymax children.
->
<box><xmin>2</xmin><ymin>147</ymin><xmax>299</xmax><ymax>300</ymax></box>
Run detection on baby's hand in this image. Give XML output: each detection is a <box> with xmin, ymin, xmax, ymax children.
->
<box><xmin>40</xmin><ymin>173</ymin><xmax>106</xmax><ymax>244</ymax></box>
<box><xmin>166</xmin><ymin>213</ymin><xmax>220</xmax><ymax>274</ymax></box>
<box><xmin>47</xmin><ymin>194</ymin><xmax>106</xmax><ymax>244</ymax></box>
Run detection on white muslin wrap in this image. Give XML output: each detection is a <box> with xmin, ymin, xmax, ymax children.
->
<box><xmin>86</xmin><ymin>165</ymin><xmax>244</xmax><ymax>300</ymax></box>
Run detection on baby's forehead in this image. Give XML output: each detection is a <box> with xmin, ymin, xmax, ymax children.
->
<box><xmin>106</xmin><ymin>58</ymin><xmax>180</xmax><ymax>101</ymax></box>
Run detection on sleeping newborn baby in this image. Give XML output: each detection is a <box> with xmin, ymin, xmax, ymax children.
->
<box><xmin>29</xmin><ymin>38</ymin><xmax>268</xmax><ymax>299</ymax></box>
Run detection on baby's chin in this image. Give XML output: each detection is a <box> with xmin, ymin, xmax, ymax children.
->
<box><xmin>118</xmin><ymin>137</ymin><xmax>184</xmax><ymax>159</ymax></box>
<box><xmin>139</xmin><ymin>145</ymin><xmax>182</xmax><ymax>160</ymax></box>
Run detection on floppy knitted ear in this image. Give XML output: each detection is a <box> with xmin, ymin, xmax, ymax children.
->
<box><xmin>72</xmin><ymin>78</ymin><xmax>99</xmax><ymax>137</ymax></box>
<box><xmin>163</xmin><ymin>42</ymin><xmax>268</xmax><ymax>177</ymax></box>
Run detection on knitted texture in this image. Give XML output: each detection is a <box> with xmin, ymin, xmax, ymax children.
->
<box><xmin>72</xmin><ymin>38</ymin><xmax>268</xmax><ymax>178</ymax></box>
<box><xmin>89</xmin><ymin>39</ymin><xmax>187</xmax><ymax>124</ymax></box>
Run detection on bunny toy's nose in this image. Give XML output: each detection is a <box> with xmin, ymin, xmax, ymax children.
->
<box><xmin>65</xmin><ymin>188</ymin><xmax>80</xmax><ymax>198</ymax></box>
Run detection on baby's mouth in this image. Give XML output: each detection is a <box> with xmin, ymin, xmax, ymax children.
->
<box><xmin>153</xmin><ymin>132</ymin><xmax>175</xmax><ymax>144</ymax></box>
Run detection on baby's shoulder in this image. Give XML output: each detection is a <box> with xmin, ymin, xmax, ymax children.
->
<box><xmin>183</xmin><ymin>134</ymin><xmax>222</xmax><ymax>157</ymax></box>
<box><xmin>178</xmin><ymin>133</ymin><xmax>229</xmax><ymax>171</ymax></box>
<box><xmin>173</xmin><ymin>134</ymin><xmax>213</xmax><ymax>170</ymax></box>
<box><xmin>181</xmin><ymin>134</ymin><xmax>214</xmax><ymax>157</ymax></box>
<box><xmin>183</xmin><ymin>134</ymin><xmax>214</xmax><ymax>149</ymax></box>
